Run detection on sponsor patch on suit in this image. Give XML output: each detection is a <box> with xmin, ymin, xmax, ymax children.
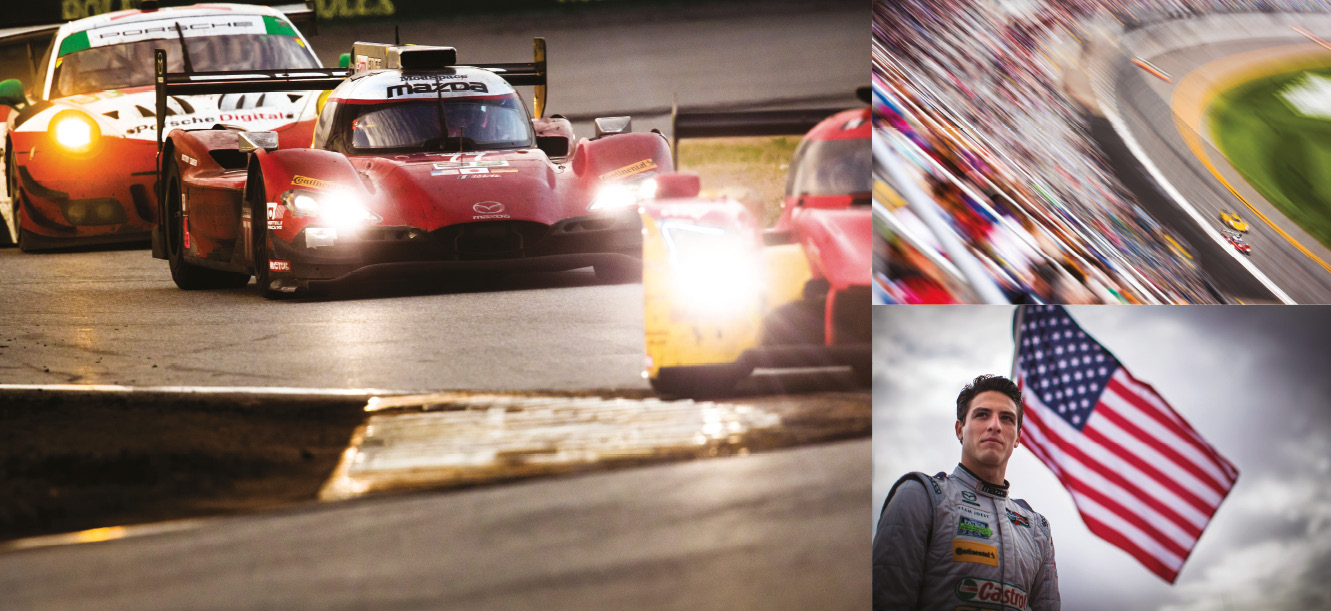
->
<box><xmin>952</xmin><ymin>539</ymin><xmax>999</xmax><ymax>567</ymax></box>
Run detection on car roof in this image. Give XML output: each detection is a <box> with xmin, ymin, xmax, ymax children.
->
<box><xmin>333</xmin><ymin>68</ymin><xmax>518</xmax><ymax>104</ymax></box>
<box><xmin>52</xmin><ymin>3</ymin><xmax>295</xmax><ymax>59</ymax></box>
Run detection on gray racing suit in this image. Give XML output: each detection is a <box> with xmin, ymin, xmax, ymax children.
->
<box><xmin>872</xmin><ymin>464</ymin><xmax>1059</xmax><ymax>611</ymax></box>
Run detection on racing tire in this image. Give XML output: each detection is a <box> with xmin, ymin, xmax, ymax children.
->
<box><xmin>247</xmin><ymin>167</ymin><xmax>296</xmax><ymax>300</ymax></box>
<box><xmin>649</xmin><ymin>364</ymin><xmax>750</xmax><ymax>398</ymax></box>
<box><xmin>594</xmin><ymin>261</ymin><xmax>643</xmax><ymax>284</ymax></box>
<box><xmin>163</xmin><ymin>158</ymin><xmax>250</xmax><ymax>290</ymax></box>
<box><xmin>14</xmin><ymin>205</ymin><xmax>36</xmax><ymax>253</ymax></box>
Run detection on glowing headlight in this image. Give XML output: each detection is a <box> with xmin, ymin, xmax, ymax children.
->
<box><xmin>51</xmin><ymin>111</ymin><xmax>100</xmax><ymax>153</ymax></box>
<box><xmin>280</xmin><ymin>189</ymin><xmax>380</xmax><ymax>228</ymax></box>
<box><xmin>661</xmin><ymin>220</ymin><xmax>761</xmax><ymax>316</ymax></box>
<box><xmin>588</xmin><ymin>178</ymin><xmax>658</xmax><ymax>212</ymax></box>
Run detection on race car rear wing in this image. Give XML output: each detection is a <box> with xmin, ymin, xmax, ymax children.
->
<box><xmin>349</xmin><ymin>37</ymin><xmax>549</xmax><ymax>118</ymax></box>
<box><xmin>670</xmin><ymin>87</ymin><xmax>870</xmax><ymax>164</ymax></box>
<box><xmin>152</xmin><ymin>47</ymin><xmax>351</xmax><ymax>155</ymax></box>
<box><xmin>669</xmin><ymin>105</ymin><xmax>847</xmax><ymax>167</ymax></box>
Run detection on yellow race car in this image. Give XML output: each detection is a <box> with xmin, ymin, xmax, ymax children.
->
<box><xmin>640</xmin><ymin>99</ymin><xmax>871</xmax><ymax>397</ymax></box>
<box><xmin>1219</xmin><ymin>210</ymin><xmax>1249</xmax><ymax>233</ymax></box>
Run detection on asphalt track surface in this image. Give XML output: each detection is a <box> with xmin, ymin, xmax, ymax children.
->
<box><xmin>0</xmin><ymin>3</ymin><xmax>869</xmax><ymax>607</ymax></box>
<box><xmin>1106</xmin><ymin>24</ymin><xmax>1331</xmax><ymax>303</ymax></box>
<box><xmin>0</xmin><ymin>247</ymin><xmax>652</xmax><ymax>390</ymax></box>
<box><xmin>0</xmin><ymin>439</ymin><xmax>870</xmax><ymax>611</ymax></box>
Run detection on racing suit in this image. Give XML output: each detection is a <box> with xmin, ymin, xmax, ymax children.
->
<box><xmin>872</xmin><ymin>464</ymin><xmax>1059</xmax><ymax>611</ymax></box>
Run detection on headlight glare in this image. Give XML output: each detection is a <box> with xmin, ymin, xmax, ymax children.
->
<box><xmin>661</xmin><ymin>221</ymin><xmax>761</xmax><ymax>316</ymax></box>
<box><xmin>589</xmin><ymin>178</ymin><xmax>658</xmax><ymax>211</ymax></box>
<box><xmin>280</xmin><ymin>189</ymin><xmax>380</xmax><ymax>228</ymax></box>
<box><xmin>51</xmin><ymin>111</ymin><xmax>100</xmax><ymax>154</ymax></box>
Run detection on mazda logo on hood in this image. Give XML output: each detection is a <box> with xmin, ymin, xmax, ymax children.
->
<box><xmin>473</xmin><ymin>201</ymin><xmax>505</xmax><ymax>214</ymax></box>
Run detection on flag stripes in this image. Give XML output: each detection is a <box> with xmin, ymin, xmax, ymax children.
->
<box><xmin>1013</xmin><ymin>305</ymin><xmax>1238</xmax><ymax>583</ymax></box>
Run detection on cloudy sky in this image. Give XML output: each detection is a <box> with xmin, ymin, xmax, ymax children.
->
<box><xmin>872</xmin><ymin>306</ymin><xmax>1331</xmax><ymax>610</ymax></box>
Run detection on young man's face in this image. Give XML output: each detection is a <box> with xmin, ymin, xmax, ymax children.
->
<box><xmin>955</xmin><ymin>390</ymin><xmax>1021</xmax><ymax>471</ymax></box>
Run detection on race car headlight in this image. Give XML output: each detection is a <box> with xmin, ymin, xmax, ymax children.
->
<box><xmin>281</xmin><ymin>189</ymin><xmax>381</xmax><ymax>228</ymax></box>
<box><xmin>588</xmin><ymin>178</ymin><xmax>658</xmax><ymax>212</ymax></box>
<box><xmin>51</xmin><ymin>110</ymin><xmax>101</xmax><ymax>154</ymax></box>
<box><xmin>661</xmin><ymin>220</ymin><xmax>761</xmax><ymax>316</ymax></box>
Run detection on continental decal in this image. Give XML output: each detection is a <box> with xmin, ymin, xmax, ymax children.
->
<box><xmin>292</xmin><ymin>175</ymin><xmax>330</xmax><ymax>190</ymax></box>
<box><xmin>955</xmin><ymin>577</ymin><xmax>1029</xmax><ymax>610</ymax></box>
<box><xmin>600</xmin><ymin>159</ymin><xmax>657</xmax><ymax>182</ymax></box>
<box><xmin>952</xmin><ymin>540</ymin><xmax>998</xmax><ymax>567</ymax></box>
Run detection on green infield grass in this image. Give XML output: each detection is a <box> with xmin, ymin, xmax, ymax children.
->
<box><xmin>678</xmin><ymin>135</ymin><xmax>801</xmax><ymax>226</ymax></box>
<box><xmin>1209</xmin><ymin>66</ymin><xmax>1331</xmax><ymax>249</ymax></box>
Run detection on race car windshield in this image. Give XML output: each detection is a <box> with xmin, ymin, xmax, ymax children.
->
<box><xmin>785</xmin><ymin>138</ymin><xmax>871</xmax><ymax>200</ymax></box>
<box><xmin>340</xmin><ymin>95</ymin><xmax>534</xmax><ymax>154</ymax></box>
<box><xmin>50</xmin><ymin>33</ymin><xmax>317</xmax><ymax>99</ymax></box>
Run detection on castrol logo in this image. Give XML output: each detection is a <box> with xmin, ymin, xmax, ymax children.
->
<box><xmin>955</xmin><ymin>577</ymin><xmax>1028</xmax><ymax>610</ymax></box>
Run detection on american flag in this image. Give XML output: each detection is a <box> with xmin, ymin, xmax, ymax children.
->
<box><xmin>1012</xmin><ymin>305</ymin><xmax>1239</xmax><ymax>583</ymax></box>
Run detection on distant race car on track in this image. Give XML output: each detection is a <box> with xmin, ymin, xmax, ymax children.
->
<box><xmin>1219</xmin><ymin>210</ymin><xmax>1249</xmax><ymax>233</ymax></box>
<box><xmin>1223</xmin><ymin>230</ymin><xmax>1251</xmax><ymax>255</ymax></box>
<box><xmin>0</xmin><ymin>2</ymin><xmax>321</xmax><ymax>251</ymax></box>
<box><xmin>153</xmin><ymin>39</ymin><xmax>671</xmax><ymax>297</ymax></box>
<box><xmin>640</xmin><ymin>94</ymin><xmax>871</xmax><ymax>396</ymax></box>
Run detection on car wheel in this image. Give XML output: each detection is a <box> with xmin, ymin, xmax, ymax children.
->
<box><xmin>247</xmin><ymin>168</ymin><xmax>295</xmax><ymax>300</ymax></box>
<box><xmin>594</xmin><ymin>261</ymin><xmax>643</xmax><ymax>283</ymax></box>
<box><xmin>650</xmin><ymin>364</ymin><xmax>750</xmax><ymax>398</ymax></box>
<box><xmin>164</xmin><ymin>157</ymin><xmax>250</xmax><ymax>290</ymax></box>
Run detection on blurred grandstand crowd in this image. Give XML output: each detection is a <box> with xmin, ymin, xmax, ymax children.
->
<box><xmin>872</xmin><ymin>0</ymin><xmax>1331</xmax><ymax>304</ymax></box>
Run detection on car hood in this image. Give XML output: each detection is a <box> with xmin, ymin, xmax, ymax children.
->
<box><xmin>354</xmin><ymin>151</ymin><xmax>577</xmax><ymax>228</ymax></box>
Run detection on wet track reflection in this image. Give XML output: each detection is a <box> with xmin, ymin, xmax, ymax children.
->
<box><xmin>321</xmin><ymin>392</ymin><xmax>869</xmax><ymax>501</ymax></box>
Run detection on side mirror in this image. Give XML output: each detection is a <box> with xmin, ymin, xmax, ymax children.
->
<box><xmin>0</xmin><ymin>79</ymin><xmax>28</xmax><ymax>111</ymax></box>
<box><xmin>536</xmin><ymin>136</ymin><xmax>569</xmax><ymax>158</ymax></box>
<box><xmin>594</xmin><ymin>116</ymin><xmax>631</xmax><ymax>138</ymax></box>
<box><xmin>238</xmin><ymin>131</ymin><xmax>279</xmax><ymax>153</ymax></box>
<box><xmin>653</xmin><ymin>172</ymin><xmax>701</xmax><ymax>199</ymax></box>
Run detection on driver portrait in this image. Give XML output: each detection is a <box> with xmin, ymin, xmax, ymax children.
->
<box><xmin>872</xmin><ymin>374</ymin><xmax>1059</xmax><ymax>610</ymax></box>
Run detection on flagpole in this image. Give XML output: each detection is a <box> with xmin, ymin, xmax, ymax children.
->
<box><xmin>1010</xmin><ymin>304</ymin><xmax>1027</xmax><ymax>382</ymax></box>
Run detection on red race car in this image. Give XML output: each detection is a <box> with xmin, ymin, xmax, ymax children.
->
<box><xmin>641</xmin><ymin>92</ymin><xmax>871</xmax><ymax>396</ymax></box>
<box><xmin>1222</xmin><ymin>230</ymin><xmax>1251</xmax><ymax>255</ymax></box>
<box><xmin>0</xmin><ymin>3</ymin><xmax>322</xmax><ymax>251</ymax></box>
<box><xmin>152</xmin><ymin>39</ymin><xmax>672</xmax><ymax>297</ymax></box>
